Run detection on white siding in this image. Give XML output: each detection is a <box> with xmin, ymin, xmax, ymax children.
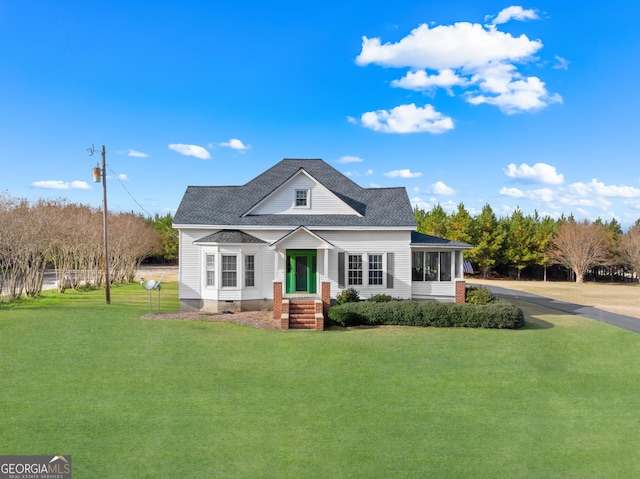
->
<box><xmin>249</xmin><ymin>172</ymin><xmax>358</xmax><ymax>216</ymax></box>
<box><xmin>178</xmin><ymin>229</ymin><xmax>203</xmax><ymax>299</ymax></box>
<box><xmin>179</xmin><ymin>227</ymin><xmax>435</xmax><ymax>305</ymax></box>
<box><xmin>411</xmin><ymin>282</ymin><xmax>456</xmax><ymax>299</ymax></box>
<box><xmin>319</xmin><ymin>230</ymin><xmax>412</xmax><ymax>300</ymax></box>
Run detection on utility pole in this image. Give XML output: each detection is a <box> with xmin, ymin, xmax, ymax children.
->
<box><xmin>90</xmin><ymin>144</ymin><xmax>111</xmax><ymax>304</ymax></box>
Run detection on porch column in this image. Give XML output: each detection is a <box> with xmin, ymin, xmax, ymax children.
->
<box><xmin>455</xmin><ymin>279</ymin><xmax>466</xmax><ymax>304</ymax></box>
<box><xmin>323</xmin><ymin>248</ymin><xmax>329</xmax><ymax>284</ymax></box>
<box><xmin>273</xmin><ymin>281</ymin><xmax>282</xmax><ymax>320</ymax></box>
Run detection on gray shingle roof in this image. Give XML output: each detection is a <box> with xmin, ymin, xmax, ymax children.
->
<box><xmin>174</xmin><ymin>159</ymin><xmax>416</xmax><ymax>228</ymax></box>
<box><xmin>411</xmin><ymin>231</ymin><xmax>473</xmax><ymax>249</ymax></box>
<box><xmin>194</xmin><ymin>230</ymin><xmax>266</xmax><ymax>244</ymax></box>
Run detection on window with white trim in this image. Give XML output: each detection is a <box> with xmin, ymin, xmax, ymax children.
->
<box><xmin>206</xmin><ymin>254</ymin><xmax>215</xmax><ymax>286</ymax></box>
<box><xmin>368</xmin><ymin>254</ymin><xmax>383</xmax><ymax>285</ymax></box>
<box><xmin>295</xmin><ymin>189</ymin><xmax>308</xmax><ymax>207</ymax></box>
<box><xmin>244</xmin><ymin>254</ymin><xmax>255</xmax><ymax>287</ymax></box>
<box><xmin>222</xmin><ymin>255</ymin><xmax>237</xmax><ymax>287</ymax></box>
<box><xmin>348</xmin><ymin>254</ymin><xmax>363</xmax><ymax>285</ymax></box>
<box><xmin>411</xmin><ymin>251</ymin><xmax>453</xmax><ymax>282</ymax></box>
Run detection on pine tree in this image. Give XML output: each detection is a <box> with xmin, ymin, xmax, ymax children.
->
<box><xmin>504</xmin><ymin>207</ymin><xmax>536</xmax><ymax>279</ymax></box>
<box><xmin>468</xmin><ymin>204</ymin><xmax>505</xmax><ymax>279</ymax></box>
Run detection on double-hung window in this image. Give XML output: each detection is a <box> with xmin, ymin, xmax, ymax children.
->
<box><xmin>368</xmin><ymin>254</ymin><xmax>383</xmax><ymax>286</ymax></box>
<box><xmin>222</xmin><ymin>255</ymin><xmax>237</xmax><ymax>287</ymax></box>
<box><xmin>244</xmin><ymin>255</ymin><xmax>255</xmax><ymax>287</ymax></box>
<box><xmin>205</xmin><ymin>254</ymin><xmax>215</xmax><ymax>286</ymax></box>
<box><xmin>295</xmin><ymin>189</ymin><xmax>308</xmax><ymax>207</ymax></box>
<box><xmin>348</xmin><ymin>254</ymin><xmax>363</xmax><ymax>285</ymax></box>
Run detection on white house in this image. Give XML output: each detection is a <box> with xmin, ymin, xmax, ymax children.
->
<box><xmin>173</xmin><ymin>159</ymin><xmax>472</xmax><ymax>329</ymax></box>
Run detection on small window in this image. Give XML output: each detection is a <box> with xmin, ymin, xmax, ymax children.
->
<box><xmin>295</xmin><ymin>189</ymin><xmax>308</xmax><ymax>207</ymax></box>
<box><xmin>348</xmin><ymin>254</ymin><xmax>363</xmax><ymax>286</ymax></box>
<box><xmin>368</xmin><ymin>254</ymin><xmax>383</xmax><ymax>286</ymax></box>
<box><xmin>222</xmin><ymin>255</ymin><xmax>237</xmax><ymax>287</ymax></box>
<box><xmin>206</xmin><ymin>254</ymin><xmax>215</xmax><ymax>286</ymax></box>
<box><xmin>245</xmin><ymin>255</ymin><xmax>255</xmax><ymax>287</ymax></box>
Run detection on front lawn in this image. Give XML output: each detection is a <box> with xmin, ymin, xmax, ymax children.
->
<box><xmin>1</xmin><ymin>282</ymin><xmax>639</xmax><ymax>478</ymax></box>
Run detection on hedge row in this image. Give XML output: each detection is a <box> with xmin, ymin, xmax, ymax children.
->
<box><xmin>328</xmin><ymin>300</ymin><xmax>525</xmax><ymax>329</ymax></box>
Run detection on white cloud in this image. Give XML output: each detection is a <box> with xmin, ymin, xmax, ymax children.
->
<box><xmin>347</xmin><ymin>116</ymin><xmax>358</xmax><ymax>124</ymax></box>
<box><xmin>220</xmin><ymin>138</ymin><xmax>250</xmax><ymax>151</ymax></box>
<box><xmin>410</xmin><ymin>196</ymin><xmax>433</xmax><ymax>210</ymax></box>
<box><xmin>624</xmin><ymin>199</ymin><xmax>640</xmax><ymax>210</ymax></box>
<box><xmin>567</xmin><ymin>179</ymin><xmax>640</xmax><ymax>198</ymax></box>
<box><xmin>384</xmin><ymin>169</ymin><xmax>423</xmax><ymax>179</ymax></box>
<box><xmin>361</xmin><ymin>103</ymin><xmax>454</xmax><ymax>134</ymax></box>
<box><xmin>504</xmin><ymin>162</ymin><xmax>564</xmax><ymax>184</ymax></box>
<box><xmin>490</xmin><ymin>6</ymin><xmax>539</xmax><ymax>25</ymax></box>
<box><xmin>356</xmin><ymin>12</ymin><xmax>562</xmax><ymax>115</ymax></box>
<box><xmin>391</xmin><ymin>69</ymin><xmax>468</xmax><ymax>91</ymax></box>
<box><xmin>71</xmin><ymin>181</ymin><xmax>91</xmax><ymax>189</ymax></box>
<box><xmin>356</xmin><ymin>22</ymin><xmax>541</xmax><ymax>72</ymax></box>
<box><xmin>467</xmin><ymin>74</ymin><xmax>562</xmax><ymax>114</ymax></box>
<box><xmin>117</xmin><ymin>174</ymin><xmax>128</xmax><ymax>181</ymax></box>
<box><xmin>168</xmin><ymin>143</ymin><xmax>211</xmax><ymax>159</ymax></box>
<box><xmin>553</xmin><ymin>55</ymin><xmax>569</xmax><ymax>70</ymax></box>
<box><xmin>32</xmin><ymin>180</ymin><xmax>91</xmax><ymax>190</ymax></box>
<box><xmin>527</xmin><ymin>188</ymin><xmax>555</xmax><ymax>203</ymax></box>
<box><xmin>499</xmin><ymin>186</ymin><xmax>525</xmax><ymax>198</ymax></box>
<box><xmin>337</xmin><ymin>156</ymin><xmax>364</xmax><ymax>164</ymax></box>
<box><xmin>430</xmin><ymin>181</ymin><xmax>456</xmax><ymax>195</ymax></box>
<box><xmin>499</xmin><ymin>186</ymin><xmax>555</xmax><ymax>203</ymax></box>
<box><xmin>126</xmin><ymin>149</ymin><xmax>148</xmax><ymax>158</ymax></box>
<box><xmin>365</xmin><ymin>169</ymin><xmax>374</xmax><ymax>176</ymax></box>
<box><xmin>558</xmin><ymin>195</ymin><xmax>612</xmax><ymax>209</ymax></box>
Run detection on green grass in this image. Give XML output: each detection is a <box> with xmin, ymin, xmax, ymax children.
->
<box><xmin>1</xmin><ymin>283</ymin><xmax>640</xmax><ymax>478</ymax></box>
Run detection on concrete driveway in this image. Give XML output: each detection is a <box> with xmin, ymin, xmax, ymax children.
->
<box><xmin>485</xmin><ymin>284</ymin><xmax>640</xmax><ymax>334</ymax></box>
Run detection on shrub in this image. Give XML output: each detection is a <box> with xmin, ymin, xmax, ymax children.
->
<box><xmin>328</xmin><ymin>299</ymin><xmax>524</xmax><ymax>329</ymax></box>
<box><xmin>465</xmin><ymin>286</ymin><xmax>494</xmax><ymax>305</ymax></box>
<box><xmin>368</xmin><ymin>294</ymin><xmax>395</xmax><ymax>303</ymax></box>
<box><xmin>328</xmin><ymin>302</ymin><xmax>366</xmax><ymax>327</ymax></box>
<box><xmin>336</xmin><ymin>288</ymin><xmax>360</xmax><ymax>305</ymax></box>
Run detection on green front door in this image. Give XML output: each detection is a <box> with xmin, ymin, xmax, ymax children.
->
<box><xmin>286</xmin><ymin>250</ymin><xmax>317</xmax><ymax>294</ymax></box>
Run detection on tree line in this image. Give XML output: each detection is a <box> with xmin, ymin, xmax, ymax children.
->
<box><xmin>415</xmin><ymin>203</ymin><xmax>640</xmax><ymax>283</ymax></box>
<box><xmin>0</xmin><ymin>195</ymin><xmax>176</xmax><ymax>302</ymax></box>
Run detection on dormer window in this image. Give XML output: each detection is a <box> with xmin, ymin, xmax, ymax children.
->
<box><xmin>295</xmin><ymin>189</ymin><xmax>309</xmax><ymax>208</ymax></box>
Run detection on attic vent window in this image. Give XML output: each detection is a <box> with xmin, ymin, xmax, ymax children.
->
<box><xmin>295</xmin><ymin>189</ymin><xmax>309</xmax><ymax>207</ymax></box>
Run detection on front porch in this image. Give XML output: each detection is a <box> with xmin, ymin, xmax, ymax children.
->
<box><xmin>274</xmin><ymin>281</ymin><xmax>330</xmax><ymax>330</ymax></box>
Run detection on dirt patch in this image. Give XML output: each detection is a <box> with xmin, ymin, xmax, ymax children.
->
<box><xmin>141</xmin><ymin>310</ymin><xmax>281</xmax><ymax>330</ymax></box>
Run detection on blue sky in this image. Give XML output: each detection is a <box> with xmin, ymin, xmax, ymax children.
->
<box><xmin>1</xmin><ymin>1</ymin><xmax>639</xmax><ymax>227</ymax></box>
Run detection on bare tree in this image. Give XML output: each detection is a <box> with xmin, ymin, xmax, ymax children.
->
<box><xmin>549</xmin><ymin>220</ymin><xmax>610</xmax><ymax>283</ymax></box>
<box><xmin>0</xmin><ymin>194</ymin><xmax>21</xmax><ymax>300</ymax></box>
<box><xmin>619</xmin><ymin>224</ymin><xmax>640</xmax><ymax>276</ymax></box>
<box><xmin>109</xmin><ymin>213</ymin><xmax>160</xmax><ymax>283</ymax></box>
